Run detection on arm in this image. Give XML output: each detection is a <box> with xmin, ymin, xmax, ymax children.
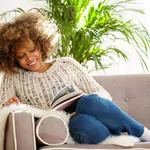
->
<box><xmin>0</xmin><ymin>73</ymin><xmax>17</xmax><ymax>108</ymax></box>
<box><xmin>61</xmin><ymin>57</ymin><xmax>112</xmax><ymax>101</ymax></box>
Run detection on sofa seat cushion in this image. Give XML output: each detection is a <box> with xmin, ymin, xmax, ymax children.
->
<box><xmin>36</xmin><ymin>115</ymin><xmax>69</xmax><ymax>146</ymax></box>
<box><xmin>38</xmin><ymin>142</ymin><xmax>150</xmax><ymax>150</ymax></box>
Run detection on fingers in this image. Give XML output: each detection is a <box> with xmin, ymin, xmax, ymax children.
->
<box><xmin>3</xmin><ymin>96</ymin><xmax>22</xmax><ymax>107</ymax></box>
<box><xmin>70</xmin><ymin>112</ymin><xmax>76</xmax><ymax>119</ymax></box>
<box><xmin>11</xmin><ymin>96</ymin><xmax>20</xmax><ymax>104</ymax></box>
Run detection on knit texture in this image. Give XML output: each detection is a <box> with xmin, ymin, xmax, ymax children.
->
<box><xmin>0</xmin><ymin>57</ymin><xmax>112</xmax><ymax>109</ymax></box>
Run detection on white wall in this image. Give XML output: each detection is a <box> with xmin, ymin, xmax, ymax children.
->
<box><xmin>0</xmin><ymin>0</ymin><xmax>45</xmax><ymax>11</ymax></box>
<box><xmin>0</xmin><ymin>0</ymin><xmax>150</xmax><ymax>75</ymax></box>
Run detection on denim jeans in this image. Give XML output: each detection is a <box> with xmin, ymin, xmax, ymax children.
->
<box><xmin>69</xmin><ymin>94</ymin><xmax>144</xmax><ymax>144</ymax></box>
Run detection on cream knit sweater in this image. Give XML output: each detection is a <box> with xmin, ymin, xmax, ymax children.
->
<box><xmin>0</xmin><ymin>57</ymin><xmax>112</xmax><ymax>109</ymax></box>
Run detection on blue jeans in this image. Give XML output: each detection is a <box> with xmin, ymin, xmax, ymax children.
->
<box><xmin>69</xmin><ymin>94</ymin><xmax>144</xmax><ymax>144</ymax></box>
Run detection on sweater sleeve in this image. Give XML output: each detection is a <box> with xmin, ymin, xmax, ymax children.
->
<box><xmin>0</xmin><ymin>73</ymin><xmax>16</xmax><ymax>108</ymax></box>
<box><xmin>61</xmin><ymin>57</ymin><xmax>112</xmax><ymax>101</ymax></box>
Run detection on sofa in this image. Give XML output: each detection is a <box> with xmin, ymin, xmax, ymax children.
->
<box><xmin>4</xmin><ymin>74</ymin><xmax>150</xmax><ymax>150</ymax></box>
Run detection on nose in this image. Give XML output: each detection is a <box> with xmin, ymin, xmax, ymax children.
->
<box><xmin>26</xmin><ymin>53</ymin><xmax>33</xmax><ymax>62</ymax></box>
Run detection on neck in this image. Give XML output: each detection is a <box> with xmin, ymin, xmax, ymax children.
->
<box><xmin>37</xmin><ymin>62</ymin><xmax>51</xmax><ymax>73</ymax></box>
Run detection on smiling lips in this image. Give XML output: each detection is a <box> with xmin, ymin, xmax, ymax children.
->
<box><xmin>28</xmin><ymin>60</ymin><xmax>37</xmax><ymax>66</ymax></box>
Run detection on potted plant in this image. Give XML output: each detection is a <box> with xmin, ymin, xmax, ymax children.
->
<box><xmin>0</xmin><ymin>0</ymin><xmax>150</xmax><ymax>71</ymax></box>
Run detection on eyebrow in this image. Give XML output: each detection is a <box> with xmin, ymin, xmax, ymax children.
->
<box><xmin>16</xmin><ymin>44</ymin><xmax>35</xmax><ymax>54</ymax></box>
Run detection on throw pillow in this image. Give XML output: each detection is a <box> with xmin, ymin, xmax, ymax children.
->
<box><xmin>5</xmin><ymin>111</ymin><xmax>36</xmax><ymax>150</ymax></box>
<box><xmin>35</xmin><ymin>115</ymin><xmax>69</xmax><ymax>146</ymax></box>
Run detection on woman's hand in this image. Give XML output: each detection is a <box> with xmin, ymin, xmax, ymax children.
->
<box><xmin>3</xmin><ymin>96</ymin><xmax>22</xmax><ymax>107</ymax></box>
<box><xmin>70</xmin><ymin>112</ymin><xmax>76</xmax><ymax>119</ymax></box>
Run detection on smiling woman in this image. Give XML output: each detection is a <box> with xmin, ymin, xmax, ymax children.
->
<box><xmin>1</xmin><ymin>11</ymin><xmax>150</xmax><ymax>147</ymax></box>
<box><xmin>0</xmin><ymin>0</ymin><xmax>150</xmax><ymax>77</ymax></box>
<box><xmin>0</xmin><ymin>12</ymin><xmax>54</xmax><ymax>74</ymax></box>
<box><xmin>15</xmin><ymin>38</ymin><xmax>51</xmax><ymax>72</ymax></box>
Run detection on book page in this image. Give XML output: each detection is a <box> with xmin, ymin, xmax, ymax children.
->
<box><xmin>52</xmin><ymin>86</ymin><xmax>75</xmax><ymax>103</ymax></box>
<box><xmin>52</xmin><ymin>90</ymin><xmax>84</xmax><ymax>108</ymax></box>
<box><xmin>51</xmin><ymin>86</ymin><xmax>85</xmax><ymax>111</ymax></box>
<box><xmin>52</xmin><ymin>93</ymin><xmax>85</xmax><ymax>111</ymax></box>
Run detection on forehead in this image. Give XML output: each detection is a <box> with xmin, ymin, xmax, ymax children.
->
<box><xmin>16</xmin><ymin>39</ymin><xmax>35</xmax><ymax>53</ymax></box>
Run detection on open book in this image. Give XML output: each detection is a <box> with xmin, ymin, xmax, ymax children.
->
<box><xmin>51</xmin><ymin>86</ymin><xmax>85</xmax><ymax>112</ymax></box>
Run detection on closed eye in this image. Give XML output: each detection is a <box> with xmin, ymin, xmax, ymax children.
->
<box><xmin>30</xmin><ymin>48</ymin><xmax>35</xmax><ymax>52</ymax></box>
<box><xmin>17</xmin><ymin>55</ymin><xmax>24</xmax><ymax>58</ymax></box>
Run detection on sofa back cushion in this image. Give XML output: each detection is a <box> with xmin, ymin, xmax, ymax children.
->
<box><xmin>94</xmin><ymin>74</ymin><xmax>150</xmax><ymax>129</ymax></box>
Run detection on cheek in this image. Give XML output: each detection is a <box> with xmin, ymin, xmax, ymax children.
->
<box><xmin>33</xmin><ymin>49</ymin><xmax>42</xmax><ymax>57</ymax></box>
<box><xmin>16</xmin><ymin>59</ymin><xmax>26</xmax><ymax>66</ymax></box>
<box><xmin>36</xmin><ymin>51</ymin><xmax>43</xmax><ymax>59</ymax></box>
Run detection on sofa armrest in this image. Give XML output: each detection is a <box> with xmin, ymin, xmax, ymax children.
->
<box><xmin>5</xmin><ymin>111</ymin><xmax>36</xmax><ymax>150</ymax></box>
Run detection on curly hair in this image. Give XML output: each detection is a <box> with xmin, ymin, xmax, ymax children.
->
<box><xmin>0</xmin><ymin>11</ymin><xmax>55</xmax><ymax>74</ymax></box>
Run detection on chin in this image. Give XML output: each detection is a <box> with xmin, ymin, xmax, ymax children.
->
<box><xmin>27</xmin><ymin>64</ymin><xmax>41</xmax><ymax>72</ymax></box>
<box><xmin>27</xmin><ymin>66</ymin><xmax>40</xmax><ymax>72</ymax></box>
<box><xmin>31</xmin><ymin>68</ymin><xmax>41</xmax><ymax>72</ymax></box>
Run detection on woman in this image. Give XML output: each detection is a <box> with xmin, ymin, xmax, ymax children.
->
<box><xmin>0</xmin><ymin>12</ymin><xmax>150</xmax><ymax>145</ymax></box>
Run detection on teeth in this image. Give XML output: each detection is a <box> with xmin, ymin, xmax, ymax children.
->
<box><xmin>28</xmin><ymin>60</ymin><xmax>36</xmax><ymax>66</ymax></box>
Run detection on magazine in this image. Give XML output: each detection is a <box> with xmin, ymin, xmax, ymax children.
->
<box><xmin>51</xmin><ymin>86</ymin><xmax>85</xmax><ymax>112</ymax></box>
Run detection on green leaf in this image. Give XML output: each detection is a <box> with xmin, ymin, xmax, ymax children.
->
<box><xmin>1</xmin><ymin>0</ymin><xmax>150</xmax><ymax>72</ymax></box>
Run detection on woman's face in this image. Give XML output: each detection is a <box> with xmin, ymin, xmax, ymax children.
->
<box><xmin>15</xmin><ymin>38</ymin><xmax>44</xmax><ymax>72</ymax></box>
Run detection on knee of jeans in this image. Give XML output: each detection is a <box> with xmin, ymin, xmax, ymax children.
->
<box><xmin>69</xmin><ymin>114</ymin><xmax>111</xmax><ymax>144</ymax></box>
<box><xmin>76</xmin><ymin>94</ymin><xmax>102</xmax><ymax>114</ymax></box>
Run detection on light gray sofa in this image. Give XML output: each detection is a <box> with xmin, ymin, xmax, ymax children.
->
<box><xmin>5</xmin><ymin>74</ymin><xmax>150</xmax><ymax>150</ymax></box>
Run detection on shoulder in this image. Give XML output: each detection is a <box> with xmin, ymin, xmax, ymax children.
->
<box><xmin>3</xmin><ymin>69</ymin><xmax>26</xmax><ymax>80</ymax></box>
<box><xmin>55</xmin><ymin>57</ymin><xmax>86</xmax><ymax>72</ymax></box>
<box><xmin>0</xmin><ymin>72</ymin><xmax>17</xmax><ymax>85</ymax></box>
<box><xmin>56</xmin><ymin>57</ymin><xmax>80</xmax><ymax>66</ymax></box>
<box><xmin>2</xmin><ymin>72</ymin><xmax>16</xmax><ymax>79</ymax></box>
<box><xmin>56</xmin><ymin>57</ymin><xmax>76</xmax><ymax>63</ymax></box>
